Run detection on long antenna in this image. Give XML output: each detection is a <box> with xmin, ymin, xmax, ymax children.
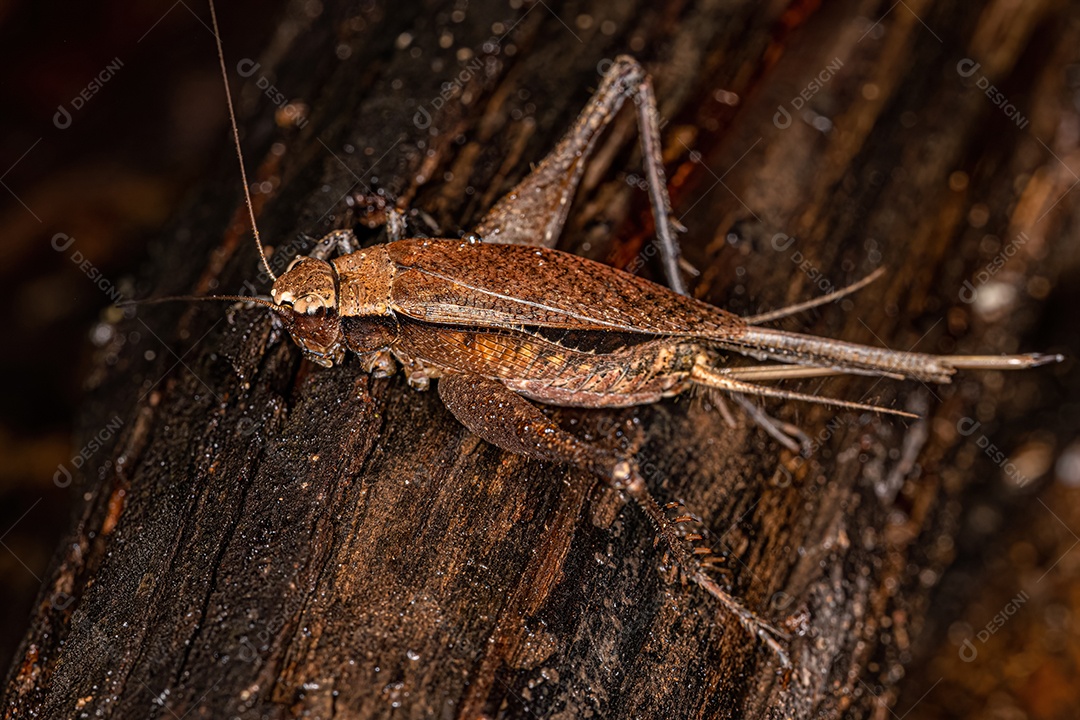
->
<box><xmin>118</xmin><ymin>295</ymin><xmax>285</xmax><ymax>311</ymax></box>
<box><xmin>208</xmin><ymin>0</ymin><xmax>278</xmax><ymax>282</ymax></box>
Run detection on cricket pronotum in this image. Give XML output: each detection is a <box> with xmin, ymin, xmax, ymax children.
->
<box><xmin>128</xmin><ymin>0</ymin><xmax>1063</xmax><ymax>668</ymax></box>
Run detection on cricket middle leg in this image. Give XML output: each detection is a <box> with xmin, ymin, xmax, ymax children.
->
<box><xmin>437</xmin><ymin>372</ymin><xmax>790</xmax><ymax>667</ymax></box>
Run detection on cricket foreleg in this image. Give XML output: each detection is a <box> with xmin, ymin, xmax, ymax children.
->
<box><xmin>473</xmin><ymin>56</ymin><xmax>686</xmax><ymax>294</ymax></box>
<box><xmin>350</xmin><ymin>192</ymin><xmax>410</xmax><ymax>241</ymax></box>
<box><xmin>437</xmin><ymin>373</ymin><xmax>790</xmax><ymax>666</ymax></box>
<box><xmin>308</xmin><ymin>229</ymin><xmax>359</xmax><ymax>261</ymax></box>
<box><xmin>358</xmin><ymin>349</ymin><xmax>396</xmax><ymax>378</ymax></box>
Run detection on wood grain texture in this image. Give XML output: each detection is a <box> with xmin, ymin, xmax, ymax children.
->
<box><xmin>4</xmin><ymin>0</ymin><xmax>1074</xmax><ymax>718</ymax></box>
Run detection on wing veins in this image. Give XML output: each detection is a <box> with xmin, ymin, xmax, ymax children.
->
<box><xmin>405</xmin><ymin>266</ymin><xmax>658</xmax><ymax>334</ymax></box>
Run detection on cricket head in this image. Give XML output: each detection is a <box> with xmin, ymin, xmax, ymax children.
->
<box><xmin>271</xmin><ymin>256</ymin><xmax>345</xmax><ymax>367</ymax></box>
<box><xmin>123</xmin><ymin>2</ymin><xmax>350</xmax><ymax>369</ymax></box>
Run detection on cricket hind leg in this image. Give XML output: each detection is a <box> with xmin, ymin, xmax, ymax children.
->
<box><xmin>437</xmin><ymin>373</ymin><xmax>790</xmax><ymax>667</ymax></box>
<box><xmin>691</xmin><ymin>361</ymin><xmax>919</xmax><ymax>418</ymax></box>
<box><xmin>473</xmin><ymin>56</ymin><xmax>687</xmax><ymax>294</ymax></box>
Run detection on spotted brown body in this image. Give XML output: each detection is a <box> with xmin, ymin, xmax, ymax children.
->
<box><xmin>273</xmin><ymin>238</ymin><xmax>733</xmax><ymax>405</ymax></box>
<box><xmin>270</xmin><ymin>237</ymin><xmax>1053</xmax><ymax>409</ymax></box>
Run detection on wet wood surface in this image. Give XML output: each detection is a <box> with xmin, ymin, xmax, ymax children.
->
<box><xmin>4</xmin><ymin>0</ymin><xmax>1075</xmax><ymax>717</ymax></box>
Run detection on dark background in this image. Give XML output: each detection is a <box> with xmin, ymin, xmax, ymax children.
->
<box><xmin>1</xmin><ymin>0</ymin><xmax>1077</xmax><ymax>717</ymax></box>
<box><xmin>0</xmin><ymin>0</ymin><xmax>284</xmax><ymax>673</ymax></box>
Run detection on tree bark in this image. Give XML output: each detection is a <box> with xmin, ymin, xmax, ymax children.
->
<box><xmin>4</xmin><ymin>0</ymin><xmax>1074</xmax><ymax>718</ymax></box>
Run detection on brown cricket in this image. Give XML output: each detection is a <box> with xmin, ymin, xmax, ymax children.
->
<box><xmin>135</xmin><ymin>2</ymin><xmax>1062</xmax><ymax>668</ymax></box>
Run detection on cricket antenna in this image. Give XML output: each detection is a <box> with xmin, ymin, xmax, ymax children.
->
<box><xmin>117</xmin><ymin>295</ymin><xmax>285</xmax><ymax>312</ymax></box>
<box><xmin>208</xmin><ymin>0</ymin><xmax>278</xmax><ymax>282</ymax></box>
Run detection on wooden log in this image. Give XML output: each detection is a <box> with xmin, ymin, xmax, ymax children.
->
<box><xmin>4</xmin><ymin>0</ymin><xmax>1072</xmax><ymax>717</ymax></box>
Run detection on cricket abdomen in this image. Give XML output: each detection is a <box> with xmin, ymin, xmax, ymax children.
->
<box><xmin>391</xmin><ymin>317</ymin><xmax>699</xmax><ymax>407</ymax></box>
